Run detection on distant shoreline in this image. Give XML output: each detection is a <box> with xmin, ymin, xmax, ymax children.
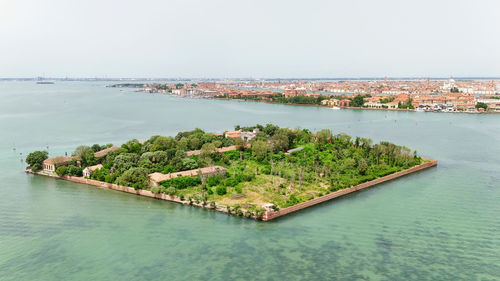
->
<box><xmin>208</xmin><ymin>96</ymin><xmax>498</xmax><ymax>114</ymax></box>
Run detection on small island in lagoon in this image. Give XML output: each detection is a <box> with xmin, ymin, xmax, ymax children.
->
<box><xmin>26</xmin><ymin>124</ymin><xmax>437</xmax><ymax>220</ymax></box>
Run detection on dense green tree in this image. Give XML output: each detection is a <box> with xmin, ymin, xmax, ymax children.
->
<box><xmin>182</xmin><ymin>158</ymin><xmax>198</xmax><ymax>170</ymax></box>
<box><xmin>116</xmin><ymin>167</ymin><xmax>149</xmax><ymax>189</ymax></box>
<box><xmin>67</xmin><ymin>165</ymin><xmax>83</xmax><ymax>176</ymax></box>
<box><xmin>150</xmin><ymin>136</ymin><xmax>176</xmax><ymax>152</ymax></box>
<box><xmin>26</xmin><ymin>150</ymin><xmax>48</xmax><ymax>171</ymax></box>
<box><xmin>152</xmin><ymin>151</ymin><xmax>169</xmax><ymax>164</ymax></box>
<box><xmin>185</xmin><ymin>137</ymin><xmax>199</xmax><ymax>150</ymax></box>
<box><xmin>475</xmin><ymin>102</ymin><xmax>488</xmax><ymax>110</ymax></box>
<box><xmin>55</xmin><ymin>166</ymin><xmax>68</xmax><ymax>176</ymax></box>
<box><xmin>177</xmin><ymin>137</ymin><xmax>189</xmax><ymax>151</ymax></box>
<box><xmin>263</xmin><ymin>124</ymin><xmax>279</xmax><ymax>136</ymax></box>
<box><xmin>216</xmin><ymin>186</ymin><xmax>227</xmax><ymax>195</ymax></box>
<box><xmin>270</xmin><ymin>130</ymin><xmax>289</xmax><ymax>153</ymax></box>
<box><xmin>351</xmin><ymin>95</ymin><xmax>365</xmax><ymax>107</ymax></box>
<box><xmin>111</xmin><ymin>153</ymin><xmax>139</xmax><ymax>174</ymax></box>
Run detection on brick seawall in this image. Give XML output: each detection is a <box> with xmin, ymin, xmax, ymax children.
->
<box><xmin>261</xmin><ymin>159</ymin><xmax>437</xmax><ymax>221</ymax></box>
<box><xmin>59</xmin><ymin>176</ymin><xmax>184</xmax><ymax>202</ymax></box>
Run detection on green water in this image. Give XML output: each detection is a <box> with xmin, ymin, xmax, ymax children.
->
<box><xmin>0</xmin><ymin>82</ymin><xmax>499</xmax><ymax>280</ymax></box>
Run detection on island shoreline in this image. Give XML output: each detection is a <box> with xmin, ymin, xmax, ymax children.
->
<box><xmin>26</xmin><ymin>159</ymin><xmax>437</xmax><ymax>221</ymax></box>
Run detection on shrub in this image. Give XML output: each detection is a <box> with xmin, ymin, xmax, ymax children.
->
<box><xmin>207</xmin><ymin>188</ymin><xmax>214</xmax><ymax>195</ymax></box>
<box><xmin>31</xmin><ymin>163</ymin><xmax>42</xmax><ymax>172</ymax></box>
<box><xmin>67</xmin><ymin>165</ymin><xmax>83</xmax><ymax>177</ymax></box>
<box><xmin>55</xmin><ymin>166</ymin><xmax>68</xmax><ymax>176</ymax></box>
<box><xmin>165</xmin><ymin>187</ymin><xmax>176</xmax><ymax>196</ymax></box>
<box><xmin>104</xmin><ymin>173</ymin><xmax>118</xmax><ymax>183</ymax></box>
<box><xmin>216</xmin><ymin>186</ymin><xmax>227</xmax><ymax>195</ymax></box>
<box><xmin>223</xmin><ymin>150</ymin><xmax>240</xmax><ymax>160</ymax></box>
<box><xmin>162</xmin><ymin>165</ymin><xmax>177</xmax><ymax>174</ymax></box>
<box><xmin>260</xmin><ymin>165</ymin><xmax>271</xmax><ymax>175</ymax></box>
<box><xmin>160</xmin><ymin>176</ymin><xmax>201</xmax><ymax>189</ymax></box>
<box><xmin>234</xmin><ymin>185</ymin><xmax>242</xmax><ymax>194</ymax></box>
<box><xmin>150</xmin><ymin>186</ymin><xmax>161</xmax><ymax>194</ymax></box>
<box><xmin>224</xmin><ymin>177</ymin><xmax>239</xmax><ymax>187</ymax></box>
<box><xmin>182</xmin><ymin>158</ymin><xmax>198</xmax><ymax>170</ymax></box>
<box><xmin>207</xmin><ymin>176</ymin><xmax>221</xmax><ymax>187</ymax></box>
<box><xmin>285</xmin><ymin>194</ymin><xmax>301</xmax><ymax>207</ymax></box>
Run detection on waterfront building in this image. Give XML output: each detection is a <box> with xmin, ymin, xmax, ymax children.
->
<box><xmin>83</xmin><ymin>164</ymin><xmax>103</xmax><ymax>178</ymax></box>
<box><xmin>42</xmin><ymin>156</ymin><xmax>79</xmax><ymax>172</ymax></box>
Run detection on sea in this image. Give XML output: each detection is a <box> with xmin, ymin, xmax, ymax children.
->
<box><xmin>0</xmin><ymin>81</ymin><xmax>499</xmax><ymax>280</ymax></box>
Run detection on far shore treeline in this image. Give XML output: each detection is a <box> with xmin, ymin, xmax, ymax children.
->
<box><xmin>26</xmin><ymin>124</ymin><xmax>422</xmax><ymax>219</ymax></box>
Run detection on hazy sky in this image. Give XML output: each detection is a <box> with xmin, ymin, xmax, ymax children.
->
<box><xmin>1</xmin><ymin>0</ymin><xmax>499</xmax><ymax>78</ymax></box>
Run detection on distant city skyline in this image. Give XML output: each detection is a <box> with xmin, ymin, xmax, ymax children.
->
<box><xmin>1</xmin><ymin>0</ymin><xmax>499</xmax><ymax>78</ymax></box>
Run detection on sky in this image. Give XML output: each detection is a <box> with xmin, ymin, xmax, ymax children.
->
<box><xmin>1</xmin><ymin>0</ymin><xmax>499</xmax><ymax>78</ymax></box>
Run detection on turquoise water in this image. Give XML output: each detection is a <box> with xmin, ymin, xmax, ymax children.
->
<box><xmin>0</xmin><ymin>82</ymin><xmax>499</xmax><ymax>280</ymax></box>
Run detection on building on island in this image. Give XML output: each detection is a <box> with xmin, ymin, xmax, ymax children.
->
<box><xmin>148</xmin><ymin>166</ymin><xmax>227</xmax><ymax>187</ymax></box>
<box><xmin>42</xmin><ymin>146</ymin><xmax>120</xmax><ymax>173</ymax></box>
<box><xmin>42</xmin><ymin>156</ymin><xmax>79</xmax><ymax>172</ymax></box>
<box><xmin>224</xmin><ymin>128</ymin><xmax>259</xmax><ymax>141</ymax></box>
<box><xmin>94</xmin><ymin>146</ymin><xmax>121</xmax><ymax>158</ymax></box>
<box><xmin>83</xmin><ymin>164</ymin><xmax>103</xmax><ymax>178</ymax></box>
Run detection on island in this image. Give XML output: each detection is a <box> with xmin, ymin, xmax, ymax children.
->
<box><xmin>25</xmin><ymin>124</ymin><xmax>437</xmax><ymax>220</ymax></box>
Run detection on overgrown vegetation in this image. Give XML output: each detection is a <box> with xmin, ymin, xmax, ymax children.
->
<box><xmin>28</xmin><ymin>125</ymin><xmax>424</xmax><ymax>218</ymax></box>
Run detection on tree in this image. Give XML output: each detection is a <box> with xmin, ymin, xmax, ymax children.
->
<box><xmin>351</xmin><ymin>95</ymin><xmax>365</xmax><ymax>107</ymax></box>
<box><xmin>252</xmin><ymin>140</ymin><xmax>270</xmax><ymax>161</ymax></box>
<box><xmin>357</xmin><ymin>158</ymin><xmax>368</xmax><ymax>175</ymax></box>
<box><xmin>115</xmin><ymin>167</ymin><xmax>149</xmax><ymax>189</ymax></box>
<box><xmin>177</xmin><ymin>137</ymin><xmax>189</xmax><ymax>151</ymax></box>
<box><xmin>270</xmin><ymin>130</ymin><xmax>289</xmax><ymax>153</ymax></box>
<box><xmin>67</xmin><ymin>165</ymin><xmax>83</xmax><ymax>176</ymax></box>
<box><xmin>475</xmin><ymin>102</ymin><xmax>487</xmax><ymax>110</ymax></box>
<box><xmin>91</xmin><ymin>144</ymin><xmax>103</xmax><ymax>152</ymax></box>
<box><xmin>182</xmin><ymin>158</ymin><xmax>198</xmax><ymax>170</ymax></box>
<box><xmin>263</xmin><ymin>124</ymin><xmax>279</xmax><ymax>136</ymax></box>
<box><xmin>316</xmin><ymin>129</ymin><xmax>333</xmax><ymax>143</ymax></box>
<box><xmin>122</xmin><ymin>139</ymin><xmax>142</xmax><ymax>154</ymax></box>
<box><xmin>73</xmin><ymin>145</ymin><xmax>95</xmax><ymax>166</ymax></box>
<box><xmin>150</xmin><ymin>136</ymin><xmax>176</xmax><ymax>152</ymax></box>
<box><xmin>450</xmin><ymin>87</ymin><xmax>459</xmax><ymax>93</ymax></box>
<box><xmin>200</xmin><ymin>143</ymin><xmax>217</xmax><ymax>158</ymax></box>
<box><xmin>235</xmin><ymin>137</ymin><xmax>247</xmax><ymax>151</ymax></box>
<box><xmin>111</xmin><ymin>153</ymin><xmax>139</xmax><ymax>174</ymax></box>
<box><xmin>55</xmin><ymin>166</ymin><xmax>68</xmax><ymax>176</ymax></box>
<box><xmin>26</xmin><ymin>151</ymin><xmax>48</xmax><ymax>171</ymax></box>
<box><xmin>152</xmin><ymin>151</ymin><xmax>168</xmax><ymax>164</ymax></box>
